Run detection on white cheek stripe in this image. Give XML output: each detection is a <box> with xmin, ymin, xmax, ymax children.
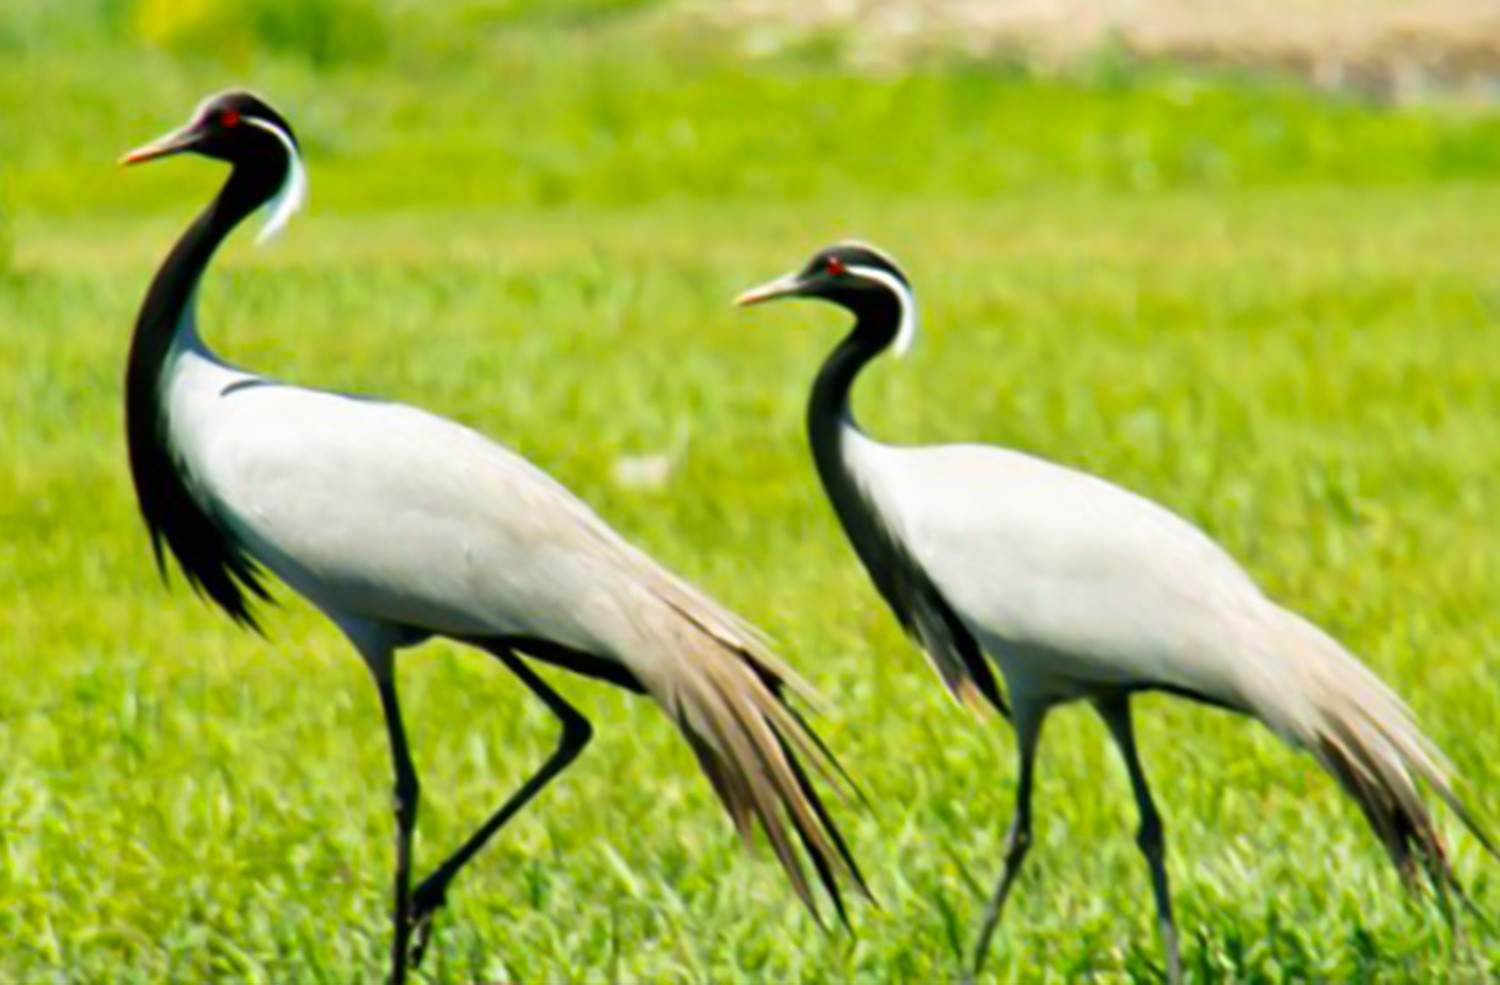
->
<box><xmin>847</xmin><ymin>264</ymin><xmax>919</xmax><ymax>358</ymax></box>
<box><xmin>244</xmin><ymin>117</ymin><xmax>307</xmax><ymax>245</ymax></box>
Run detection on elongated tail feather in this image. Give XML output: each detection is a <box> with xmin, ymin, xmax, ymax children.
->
<box><xmin>655</xmin><ymin>626</ymin><xmax>871</xmax><ymax>923</ymax></box>
<box><xmin>1241</xmin><ymin>608</ymin><xmax>1496</xmax><ymax>902</ymax></box>
<box><xmin>574</xmin><ymin>522</ymin><xmax>870</xmax><ymax>918</ymax></box>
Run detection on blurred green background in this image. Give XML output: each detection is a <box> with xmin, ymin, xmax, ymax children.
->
<box><xmin>3</xmin><ymin>1</ymin><xmax>1499</xmax><ymax>981</ymax></box>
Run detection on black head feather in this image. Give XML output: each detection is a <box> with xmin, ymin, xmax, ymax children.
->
<box><xmin>797</xmin><ymin>241</ymin><xmax>910</xmax><ymax>288</ymax></box>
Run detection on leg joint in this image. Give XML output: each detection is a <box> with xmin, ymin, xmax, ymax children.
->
<box><xmin>564</xmin><ymin>710</ymin><xmax>594</xmax><ymax>747</ymax></box>
<box><xmin>394</xmin><ymin>774</ymin><xmax>421</xmax><ymax>824</ymax></box>
<box><xmin>1136</xmin><ymin>811</ymin><xmax>1164</xmax><ymax>856</ymax></box>
<box><xmin>1005</xmin><ymin>821</ymin><xmax>1032</xmax><ymax>861</ymax></box>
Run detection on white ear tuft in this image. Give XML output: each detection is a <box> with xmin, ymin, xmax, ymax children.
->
<box><xmin>891</xmin><ymin>292</ymin><xmax>919</xmax><ymax>358</ymax></box>
<box><xmin>244</xmin><ymin>117</ymin><xmax>307</xmax><ymax>245</ymax></box>
<box><xmin>848</xmin><ymin>264</ymin><xmax>920</xmax><ymax>359</ymax></box>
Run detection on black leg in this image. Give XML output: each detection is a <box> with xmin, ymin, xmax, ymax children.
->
<box><xmin>968</xmin><ymin>702</ymin><xmax>1047</xmax><ymax>983</ymax></box>
<box><xmin>1095</xmin><ymin>694</ymin><xmax>1182</xmax><ymax>985</ymax></box>
<box><xmin>408</xmin><ymin>648</ymin><xmax>593</xmax><ymax>968</ymax></box>
<box><xmin>371</xmin><ymin>663</ymin><xmax>421</xmax><ymax>985</ymax></box>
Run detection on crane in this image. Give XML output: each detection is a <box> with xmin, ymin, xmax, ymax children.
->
<box><xmin>120</xmin><ymin>91</ymin><xmax>866</xmax><ymax>984</ymax></box>
<box><xmin>737</xmin><ymin>240</ymin><xmax>1493</xmax><ymax>982</ymax></box>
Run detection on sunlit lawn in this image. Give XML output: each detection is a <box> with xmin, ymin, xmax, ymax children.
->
<box><xmin>3</xmin><ymin>6</ymin><xmax>1500</xmax><ymax>981</ymax></box>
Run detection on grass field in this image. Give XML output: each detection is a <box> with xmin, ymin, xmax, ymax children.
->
<box><xmin>4</xmin><ymin>3</ymin><xmax>1500</xmax><ymax>981</ymax></box>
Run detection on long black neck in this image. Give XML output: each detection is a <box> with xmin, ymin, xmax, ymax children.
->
<box><xmin>127</xmin><ymin>164</ymin><xmax>277</xmax><ymax>376</ymax></box>
<box><xmin>806</xmin><ymin>295</ymin><xmax>900</xmax><ymax>521</ymax></box>
<box><xmin>803</xmin><ymin>294</ymin><xmax>1011</xmax><ymax>713</ymax></box>
<box><xmin>124</xmin><ymin>161</ymin><xmax>283</xmax><ymax>628</ymax></box>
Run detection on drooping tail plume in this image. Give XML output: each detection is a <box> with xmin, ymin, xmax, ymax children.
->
<box><xmin>612</xmin><ymin>565</ymin><xmax>872</xmax><ymax>922</ymax></box>
<box><xmin>1241</xmin><ymin>608</ymin><xmax>1496</xmax><ymax>901</ymax></box>
<box><xmin>662</xmin><ymin>624</ymin><xmax>871</xmax><ymax>923</ymax></box>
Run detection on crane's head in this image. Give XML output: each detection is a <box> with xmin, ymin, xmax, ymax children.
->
<box><xmin>121</xmin><ymin>90</ymin><xmax>306</xmax><ymax>243</ymax></box>
<box><xmin>735</xmin><ymin>241</ymin><xmax>919</xmax><ymax>357</ymax></box>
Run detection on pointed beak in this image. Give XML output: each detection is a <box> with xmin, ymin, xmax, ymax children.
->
<box><xmin>119</xmin><ymin>124</ymin><xmax>202</xmax><ymax>166</ymax></box>
<box><xmin>734</xmin><ymin>272</ymin><xmax>806</xmax><ymax>308</ymax></box>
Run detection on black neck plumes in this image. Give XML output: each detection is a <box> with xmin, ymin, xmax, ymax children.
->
<box><xmin>805</xmin><ymin>294</ymin><xmax>900</xmax><ymax>507</ymax></box>
<box><xmin>124</xmin><ymin>162</ymin><xmax>284</xmax><ymax>627</ymax></box>
<box><xmin>806</xmin><ymin>296</ymin><xmax>910</xmax><ymax>638</ymax></box>
<box><xmin>804</xmin><ymin>298</ymin><xmax>1009</xmax><ymax>713</ymax></box>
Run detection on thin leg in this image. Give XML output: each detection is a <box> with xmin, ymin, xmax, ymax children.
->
<box><xmin>408</xmin><ymin>648</ymin><xmax>593</xmax><ymax>968</ymax></box>
<box><xmin>370</xmin><ymin>659</ymin><xmax>421</xmax><ymax>985</ymax></box>
<box><xmin>968</xmin><ymin>701</ymin><xmax>1048</xmax><ymax>982</ymax></box>
<box><xmin>1095</xmin><ymin>694</ymin><xmax>1182</xmax><ymax>985</ymax></box>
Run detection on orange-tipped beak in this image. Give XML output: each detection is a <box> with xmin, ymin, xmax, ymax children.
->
<box><xmin>119</xmin><ymin>125</ymin><xmax>201</xmax><ymax>166</ymax></box>
<box><xmin>734</xmin><ymin>272</ymin><xmax>804</xmax><ymax>308</ymax></box>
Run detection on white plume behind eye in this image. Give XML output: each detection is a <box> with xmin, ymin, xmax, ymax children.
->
<box><xmin>244</xmin><ymin>116</ymin><xmax>307</xmax><ymax>245</ymax></box>
<box><xmin>847</xmin><ymin>264</ymin><xmax>919</xmax><ymax>358</ymax></box>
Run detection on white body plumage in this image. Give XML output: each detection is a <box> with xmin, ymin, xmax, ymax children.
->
<box><xmin>123</xmin><ymin>93</ymin><xmax>865</xmax><ymax>985</ymax></box>
<box><xmin>737</xmin><ymin>240</ymin><xmax>1492</xmax><ymax>984</ymax></box>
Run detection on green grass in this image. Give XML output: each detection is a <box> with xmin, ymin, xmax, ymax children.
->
<box><xmin>4</xmin><ymin>4</ymin><xmax>1500</xmax><ymax>981</ymax></box>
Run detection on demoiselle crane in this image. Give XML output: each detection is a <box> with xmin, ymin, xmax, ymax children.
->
<box><xmin>120</xmin><ymin>91</ymin><xmax>866</xmax><ymax>984</ymax></box>
<box><xmin>736</xmin><ymin>241</ymin><xmax>1494</xmax><ymax>981</ymax></box>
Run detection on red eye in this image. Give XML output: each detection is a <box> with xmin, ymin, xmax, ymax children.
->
<box><xmin>219</xmin><ymin>109</ymin><xmax>241</xmax><ymax>128</ymax></box>
<box><xmin>825</xmin><ymin>256</ymin><xmax>846</xmax><ymax>276</ymax></box>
